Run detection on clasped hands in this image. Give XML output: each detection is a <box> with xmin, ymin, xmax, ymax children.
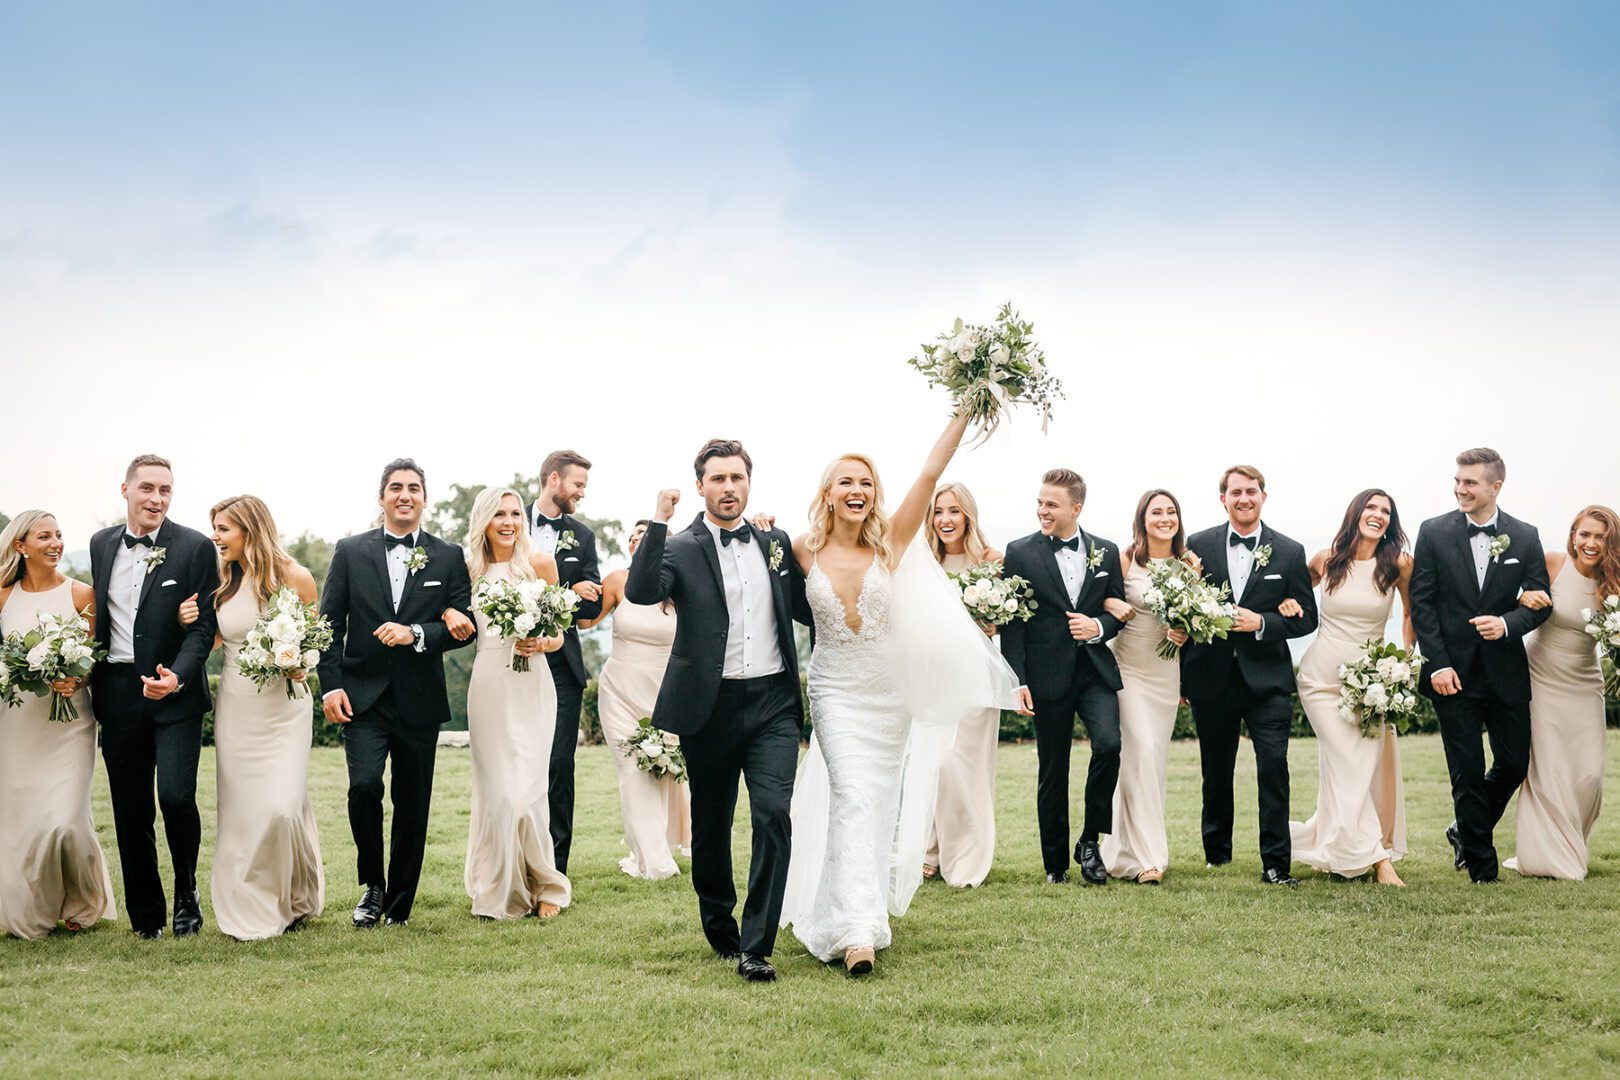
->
<box><xmin>438</xmin><ymin>608</ymin><xmax>558</xmax><ymax>656</ymax></box>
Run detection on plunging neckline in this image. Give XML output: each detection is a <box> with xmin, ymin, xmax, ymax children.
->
<box><xmin>813</xmin><ymin>554</ymin><xmax>881</xmax><ymax>635</ymax></box>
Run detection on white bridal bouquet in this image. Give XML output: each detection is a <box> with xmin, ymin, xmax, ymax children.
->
<box><xmin>1140</xmin><ymin>556</ymin><xmax>1236</xmax><ymax>660</ymax></box>
<box><xmin>618</xmin><ymin>717</ymin><xmax>687</xmax><ymax>783</ymax></box>
<box><xmin>2</xmin><ymin>611</ymin><xmax>105</xmax><ymax>722</ymax></box>
<box><xmin>948</xmin><ymin>561</ymin><xmax>1037</xmax><ymax>627</ymax></box>
<box><xmin>907</xmin><ymin>302</ymin><xmax>1064</xmax><ymax>438</ymax></box>
<box><xmin>1583</xmin><ymin>593</ymin><xmax>1620</xmax><ymax>697</ymax></box>
<box><xmin>473</xmin><ymin>576</ymin><xmax>580</xmax><ymax>672</ymax></box>
<box><xmin>236</xmin><ymin>587</ymin><xmax>335</xmax><ymax>700</ymax></box>
<box><xmin>1337</xmin><ymin>640</ymin><xmax>1425</xmax><ymax>738</ymax></box>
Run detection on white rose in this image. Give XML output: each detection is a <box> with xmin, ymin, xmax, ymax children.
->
<box><xmin>639</xmin><ymin>737</ymin><xmax>664</xmax><ymax>759</ymax></box>
<box><xmin>26</xmin><ymin>641</ymin><xmax>52</xmax><ymax>670</ymax></box>
<box><xmin>963</xmin><ymin>584</ymin><xmax>981</xmax><ymax>604</ymax></box>
<box><xmin>989</xmin><ymin>342</ymin><xmax>1010</xmax><ymax>367</ymax></box>
<box><xmin>1390</xmin><ymin>662</ymin><xmax>1411</xmax><ymax>684</ymax></box>
<box><xmin>1004</xmin><ymin>599</ymin><xmax>1018</xmax><ymax>613</ymax></box>
<box><xmin>302</xmin><ymin>649</ymin><xmax>320</xmax><ymax>669</ymax></box>
<box><xmin>274</xmin><ymin>644</ymin><xmax>300</xmax><ymax>668</ymax></box>
<box><xmin>1364</xmin><ymin>683</ymin><xmax>1389</xmax><ymax>709</ymax></box>
<box><xmin>513</xmin><ymin>614</ymin><xmax>537</xmax><ymax>636</ymax></box>
<box><xmin>266</xmin><ymin>613</ymin><xmax>299</xmax><ymax>642</ymax></box>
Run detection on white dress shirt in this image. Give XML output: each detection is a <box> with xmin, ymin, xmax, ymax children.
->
<box><xmin>704</xmin><ymin>519</ymin><xmax>784</xmax><ymax>679</ymax></box>
<box><xmin>383</xmin><ymin>529</ymin><xmax>419</xmax><ymax>610</ymax></box>
<box><xmin>1052</xmin><ymin>529</ymin><xmax>1086</xmax><ymax>607</ymax></box>
<box><xmin>106</xmin><ymin>531</ymin><xmax>150</xmax><ymax>663</ymax></box>
<box><xmin>1468</xmin><ymin>510</ymin><xmax>1500</xmax><ymax>591</ymax></box>
<box><xmin>1227</xmin><ymin>524</ymin><xmax>1267</xmax><ymax>640</ymax></box>
<box><xmin>530</xmin><ymin>505</ymin><xmax>560</xmax><ymax>558</ymax></box>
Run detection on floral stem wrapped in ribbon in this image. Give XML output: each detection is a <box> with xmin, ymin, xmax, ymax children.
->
<box><xmin>1337</xmin><ymin>639</ymin><xmax>1425</xmax><ymax>738</ymax></box>
<box><xmin>473</xmin><ymin>576</ymin><xmax>579</xmax><ymax>672</ymax></box>
<box><xmin>1140</xmin><ymin>555</ymin><xmax>1236</xmax><ymax>660</ymax></box>
<box><xmin>948</xmin><ymin>561</ymin><xmax>1037</xmax><ymax>627</ymax></box>
<box><xmin>618</xmin><ymin>717</ymin><xmax>687</xmax><ymax>782</ymax></box>
<box><xmin>236</xmin><ymin>587</ymin><xmax>334</xmax><ymax>700</ymax></box>
<box><xmin>1583</xmin><ymin>593</ymin><xmax>1620</xmax><ymax>697</ymax></box>
<box><xmin>908</xmin><ymin>302</ymin><xmax>1063</xmax><ymax>441</ymax></box>
<box><xmin>2</xmin><ymin>610</ymin><xmax>105</xmax><ymax>722</ymax></box>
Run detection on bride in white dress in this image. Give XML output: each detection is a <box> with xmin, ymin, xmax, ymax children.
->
<box><xmin>781</xmin><ymin>411</ymin><xmax>1020</xmax><ymax>975</ymax></box>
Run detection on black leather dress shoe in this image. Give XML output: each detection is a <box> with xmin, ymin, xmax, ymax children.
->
<box><xmin>352</xmin><ymin>884</ymin><xmax>385</xmax><ymax>928</ymax></box>
<box><xmin>737</xmin><ymin>953</ymin><xmax>777</xmax><ymax>982</ymax></box>
<box><xmin>134</xmin><ymin>926</ymin><xmax>164</xmax><ymax>940</ymax></box>
<box><xmin>384</xmin><ymin>917</ymin><xmax>408</xmax><ymax>927</ymax></box>
<box><xmin>1074</xmin><ymin>840</ymin><xmax>1107</xmax><ymax>885</ymax></box>
<box><xmin>1261</xmin><ymin>868</ymin><xmax>1300</xmax><ymax>887</ymax></box>
<box><xmin>172</xmin><ymin>890</ymin><xmax>204</xmax><ymax>937</ymax></box>
<box><xmin>1446</xmin><ymin>822</ymin><xmax>1467</xmax><ymax>871</ymax></box>
<box><xmin>713</xmin><ymin>948</ymin><xmax>742</xmax><ymax>964</ymax></box>
<box><xmin>1045</xmin><ymin>870</ymin><xmax>1068</xmax><ymax>885</ymax></box>
<box><xmin>1470</xmin><ymin>876</ymin><xmax>1499</xmax><ymax>886</ymax></box>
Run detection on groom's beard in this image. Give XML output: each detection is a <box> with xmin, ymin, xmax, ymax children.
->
<box><xmin>706</xmin><ymin>496</ymin><xmax>744</xmax><ymax>524</ymax></box>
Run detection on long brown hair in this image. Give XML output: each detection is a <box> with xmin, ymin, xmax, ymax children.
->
<box><xmin>211</xmin><ymin>495</ymin><xmax>293</xmax><ymax>607</ymax></box>
<box><xmin>1569</xmin><ymin>505</ymin><xmax>1620</xmax><ymax>603</ymax></box>
<box><xmin>1323</xmin><ymin>489</ymin><xmax>1406</xmax><ymax>596</ymax></box>
<box><xmin>1126</xmin><ymin>489</ymin><xmax>1186</xmax><ymax>568</ymax></box>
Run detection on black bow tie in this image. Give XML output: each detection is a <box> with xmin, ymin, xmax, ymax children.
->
<box><xmin>384</xmin><ymin>533</ymin><xmax>416</xmax><ymax>549</ymax></box>
<box><xmin>1049</xmin><ymin>535</ymin><xmax>1079</xmax><ymax>552</ymax></box>
<box><xmin>123</xmin><ymin>533</ymin><xmax>154</xmax><ymax>549</ymax></box>
<box><xmin>1468</xmin><ymin>522</ymin><xmax>1498</xmax><ymax>538</ymax></box>
<box><xmin>1229</xmin><ymin>533</ymin><xmax>1258</xmax><ymax>550</ymax></box>
<box><xmin>536</xmin><ymin>512</ymin><xmax>563</xmax><ymax>529</ymax></box>
<box><xmin>720</xmin><ymin>526</ymin><xmax>752</xmax><ymax>547</ymax></box>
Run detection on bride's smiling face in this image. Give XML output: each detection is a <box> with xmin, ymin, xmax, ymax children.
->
<box><xmin>827</xmin><ymin>461</ymin><xmax>875</xmax><ymax>524</ymax></box>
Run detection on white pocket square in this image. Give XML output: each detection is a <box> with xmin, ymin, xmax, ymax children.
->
<box><xmin>1094</xmin><ymin>571</ymin><xmax>1109</xmax><ymax>578</ymax></box>
<box><xmin>1503</xmin><ymin>558</ymin><xmax>1520</xmax><ymax>565</ymax></box>
<box><xmin>564</xmin><ymin>557</ymin><xmax>580</xmax><ymax>563</ymax></box>
<box><xmin>778</xmin><ymin>569</ymin><xmax>789</xmax><ymax>577</ymax></box>
<box><xmin>423</xmin><ymin>580</ymin><xmax>442</xmax><ymax>587</ymax></box>
<box><xmin>161</xmin><ymin>579</ymin><xmax>177</xmax><ymax>587</ymax></box>
<box><xmin>1264</xmin><ymin>573</ymin><xmax>1283</xmax><ymax>580</ymax></box>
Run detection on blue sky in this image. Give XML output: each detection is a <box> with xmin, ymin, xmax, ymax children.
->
<box><xmin>2</xmin><ymin>2</ymin><xmax>1617</xmax><ymax>552</ymax></box>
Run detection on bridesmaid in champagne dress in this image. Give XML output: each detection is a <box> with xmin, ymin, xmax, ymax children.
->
<box><xmin>461</xmin><ymin>488</ymin><xmax>570</xmax><ymax>919</ymax></box>
<box><xmin>1288</xmin><ymin>490</ymin><xmax>1411</xmax><ymax>885</ymax></box>
<box><xmin>181</xmin><ymin>496</ymin><xmax>324</xmax><ymax>939</ymax></box>
<box><xmin>1102</xmin><ymin>491</ymin><xmax>1193</xmax><ymax>885</ymax></box>
<box><xmin>580</xmin><ymin>520</ymin><xmax>691</xmax><ymax>881</ymax></box>
<box><xmin>1507</xmin><ymin>505</ymin><xmax>1616</xmax><ymax>880</ymax></box>
<box><xmin>0</xmin><ymin>512</ymin><xmax>116</xmax><ymax>939</ymax></box>
<box><xmin>921</xmin><ymin>482</ymin><xmax>1002</xmax><ymax>888</ymax></box>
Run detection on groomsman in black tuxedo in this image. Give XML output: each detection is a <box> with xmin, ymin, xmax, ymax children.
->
<box><xmin>1410</xmin><ymin>447</ymin><xmax>1549</xmax><ymax>883</ymax></box>
<box><xmin>1182</xmin><ymin>465</ymin><xmax>1317</xmax><ymax>886</ymax></box>
<box><xmin>89</xmin><ymin>454</ymin><xmax>220</xmax><ymax>938</ymax></box>
<box><xmin>526</xmin><ymin>449</ymin><xmax>603</xmax><ymax>874</ymax></box>
<box><xmin>319</xmin><ymin>459</ymin><xmax>475</xmax><ymax>927</ymax></box>
<box><xmin>626</xmin><ymin>440</ymin><xmax>806</xmax><ymax>982</ymax></box>
<box><xmin>1001</xmin><ymin>469</ymin><xmax>1127</xmax><ymax>886</ymax></box>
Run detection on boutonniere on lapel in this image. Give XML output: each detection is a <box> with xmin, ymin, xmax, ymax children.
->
<box><xmin>1252</xmin><ymin>543</ymin><xmax>1273</xmax><ymax>569</ymax></box>
<box><xmin>405</xmin><ymin>547</ymin><xmax>428</xmax><ymax>575</ymax></box>
<box><xmin>1086</xmin><ymin>541</ymin><xmax>1105</xmax><ymax>571</ymax></box>
<box><xmin>556</xmin><ymin>530</ymin><xmax>579</xmax><ymax>554</ymax></box>
<box><xmin>1489</xmin><ymin>534</ymin><xmax>1511</xmax><ymax>563</ymax></box>
<box><xmin>141</xmin><ymin>546</ymin><xmax>167</xmax><ymax>571</ymax></box>
<box><xmin>769</xmin><ymin>540</ymin><xmax>784</xmax><ymax>571</ymax></box>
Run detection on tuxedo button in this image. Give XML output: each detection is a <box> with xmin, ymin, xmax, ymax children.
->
<box><xmin>715</xmin><ymin>665</ymin><xmax>723</xmax><ymax>674</ymax></box>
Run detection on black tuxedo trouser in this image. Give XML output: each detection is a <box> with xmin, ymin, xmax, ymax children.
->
<box><xmin>1191</xmin><ymin>680</ymin><xmax>1292</xmax><ymax>873</ymax></box>
<box><xmin>547</xmin><ymin>654</ymin><xmax>584</xmax><ymax>874</ymax></box>
<box><xmin>1433</xmin><ymin>694</ymin><xmax>1530</xmax><ymax>882</ymax></box>
<box><xmin>97</xmin><ymin>665</ymin><xmax>204</xmax><ymax>933</ymax></box>
<box><xmin>342</xmin><ymin>685</ymin><xmax>438</xmax><ymax>921</ymax></box>
<box><xmin>681</xmin><ymin>672</ymin><xmax>799</xmax><ymax>958</ymax></box>
<box><xmin>1032</xmin><ymin>663</ymin><xmax>1122</xmax><ymax>875</ymax></box>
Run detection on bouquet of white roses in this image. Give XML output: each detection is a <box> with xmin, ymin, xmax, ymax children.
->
<box><xmin>1140</xmin><ymin>555</ymin><xmax>1236</xmax><ymax>661</ymax></box>
<box><xmin>617</xmin><ymin>717</ymin><xmax>687</xmax><ymax>782</ymax></box>
<box><xmin>2</xmin><ymin>610</ymin><xmax>104</xmax><ymax>722</ymax></box>
<box><xmin>236</xmin><ymin>587</ymin><xmax>334</xmax><ymax>700</ymax></box>
<box><xmin>473</xmin><ymin>576</ymin><xmax>580</xmax><ymax>672</ymax></box>
<box><xmin>907</xmin><ymin>302</ymin><xmax>1063</xmax><ymax>439</ymax></box>
<box><xmin>1583</xmin><ymin>592</ymin><xmax>1620</xmax><ymax>697</ymax></box>
<box><xmin>1337</xmin><ymin>640</ymin><xmax>1425</xmax><ymax>738</ymax></box>
<box><xmin>948</xmin><ymin>561</ymin><xmax>1037</xmax><ymax>627</ymax></box>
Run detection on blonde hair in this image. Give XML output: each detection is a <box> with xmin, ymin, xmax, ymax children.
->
<box><xmin>465</xmin><ymin>487</ymin><xmax>537</xmax><ymax>584</ymax></box>
<box><xmin>0</xmin><ymin>510</ymin><xmax>55</xmax><ymax>588</ymax></box>
<box><xmin>211</xmin><ymin>495</ymin><xmax>293</xmax><ymax>607</ymax></box>
<box><xmin>806</xmin><ymin>453</ymin><xmax>891</xmax><ymax>565</ymax></box>
<box><xmin>925</xmin><ymin>482</ymin><xmax>992</xmax><ymax>565</ymax></box>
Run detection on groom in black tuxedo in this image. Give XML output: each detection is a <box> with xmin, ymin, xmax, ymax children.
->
<box><xmin>1182</xmin><ymin>465</ymin><xmax>1317</xmax><ymax>886</ymax></box>
<box><xmin>1410</xmin><ymin>447</ymin><xmax>1549</xmax><ymax>883</ymax></box>
<box><xmin>1002</xmin><ymin>469</ymin><xmax>1127</xmax><ymax>886</ymax></box>
<box><xmin>89</xmin><ymin>454</ymin><xmax>220</xmax><ymax>938</ymax></box>
<box><xmin>318</xmin><ymin>458</ymin><xmax>475</xmax><ymax>927</ymax></box>
<box><xmin>525</xmin><ymin>449</ymin><xmax>604</xmax><ymax>874</ymax></box>
<box><xmin>626</xmin><ymin>439</ymin><xmax>806</xmax><ymax>983</ymax></box>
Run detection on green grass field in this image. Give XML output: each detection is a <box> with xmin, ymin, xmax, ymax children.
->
<box><xmin>3</xmin><ymin>733</ymin><xmax>1618</xmax><ymax>1078</ymax></box>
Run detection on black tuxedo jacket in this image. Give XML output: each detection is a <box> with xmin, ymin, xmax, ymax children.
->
<box><xmin>315</xmin><ymin>528</ymin><xmax>475</xmax><ymax>726</ymax></box>
<box><xmin>1000</xmin><ymin>529</ymin><xmax>1126</xmax><ymax>699</ymax></box>
<box><xmin>1410</xmin><ymin>509</ymin><xmax>1549</xmax><ymax>704</ymax></box>
<box><xmin>527</xmin><ymin>503</ymin><xmax>603</xmax><ymax>688</ymax></box>
<box><xmin>88</xmin><ymin>518</ymin><xmax>220</xmax><ymax>724</ymax></box>
<box><xmin>624</xmin><ymin>513</ymin><xmax>805</xmax><ymax>736</ymax></box>
<box><xmin>1180</xmin><ymin>523</ymin><xmax>1317</xmax><ymax>703</ymax></box>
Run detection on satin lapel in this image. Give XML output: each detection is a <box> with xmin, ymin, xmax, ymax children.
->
<box><xmin>1074</xmin><ymin>529</ymin><xmax>1100</xmax><ymax>609</ymax></box>
<box><xmin>1208</xmin><ymin>528</ymin><xmax>1233</xmax><ymax>598</ymax></box>
<box><xmin>1453</xmin><ymin>512</ymin><xmax>1482</xmax><ymax>602</ymax></box>
<box><xmin>94</xmin><ymin>529</ymin><xmax>117</xmax><ymax>628</ymax></box>
<box><xmin>136</xmin><ymin>519</ymin><xmax>173</xmax><ymax>611</ymax></box>
<box><xmin>368</xmin><ymin>532</ymin><xmax>394</xmax><ymax>612</ymax></box>
<box><xmin>555</xmin><ymin>514</ymin><xmax>576</xmax><ymax>584</ymax></box>
<box><xmin>1034</xmin><ymin>537</ymin><xmax>1071</xmax><ymax>610</ymax></box>
<box><xmin>1479</xmin><ymin>515</ymin><xmax>1508</xmax><ymax>602</ymax></box>
<box><xmin>690</xmin><ymin>515</ymin><xmax>726</xmax><ymax>602</ymax></box>
<box><xmin>396</xmin><ymin>533</ymin><xmax>424</xmax><ymax>615</ymax></box>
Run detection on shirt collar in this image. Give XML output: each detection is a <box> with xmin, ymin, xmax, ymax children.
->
<box><xmin>1470</xmin><ymin>510</ymin><xmax>1500</xmax><ymax>531</ymax></box>
<box><xmin>1053</xmin><ymin>526</ymin><xmax>1081</xmax><ymax>547</ymax></box>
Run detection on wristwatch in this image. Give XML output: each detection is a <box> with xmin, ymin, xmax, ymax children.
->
<box><xmin>411</xmin><ymin>624</ymin><xmax>424</xmax><ymax>649</ymax></box>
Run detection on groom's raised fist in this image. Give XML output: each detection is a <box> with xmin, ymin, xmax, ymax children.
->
<box><xmin>654</xmin><ymin>489</ymin><xmax>681</xmax><ymax>523</ymax></box>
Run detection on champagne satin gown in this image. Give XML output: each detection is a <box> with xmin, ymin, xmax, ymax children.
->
<box><xmin>596</xmin><ymin>597</ymin><xmax>691</xmax><ymax>880</ymax></box>
<box><xmin>0</xmin><ymin>581</ymin><xmax>116</xmax><ymax>939</ymax></box>
<box><xmin>213</xmin><ymin>585</ymin><xmax>326</xmax><ymax>939</ymax></box>
<box><xmin>1102</xmin><ymin>558</ymin><xmax>1183</xmax><ymax>880</ymax></box>
<box><xmin>1289</xmin><ymin>559</ymin><xmax>1406</xmax><ymax>878</ymax></box>
<box><xmin>923</xmin><ymin>551</ymin><xmax>1000</xmax><ymax>887</ymax></box>
<box><xmin>1508</xmin><ymin>560</ymin><xmax>1604</xmax><ymax>880</ymax></box>
<box><xmin>464</xmin><ymin>563</ymin><xmax>571</xmax><ymax>917</ymax></box>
